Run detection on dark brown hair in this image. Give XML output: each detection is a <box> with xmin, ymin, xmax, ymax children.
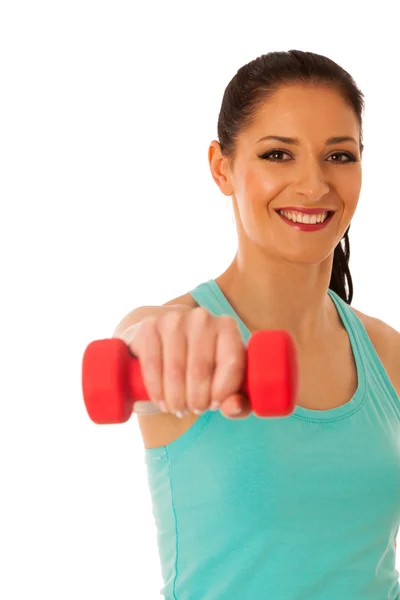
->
<box><xmin>217</xmin><ymin>50</ymin><xmax>365</xmax><ymax>304</ymax></box>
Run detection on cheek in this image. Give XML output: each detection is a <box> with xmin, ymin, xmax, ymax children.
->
<box><xmin>338</xmin><ymin>173</ymin><xmax>362</xmax><ymax>214</ymax></box>
<box><xmin>242</xmin><ymin>169</ymin><xmax>285</xmax><ymax>205</ymax></box>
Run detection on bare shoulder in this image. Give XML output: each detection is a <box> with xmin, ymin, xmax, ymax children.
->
<box><xmin>351</xmin><ymin>306</ymin><xmax>400</xmax><ymax>396</ymax></box>
<box><xmin>351</xmin><ymin>306</ymin><xmax>400</xmax><ymax>350</ymax></box>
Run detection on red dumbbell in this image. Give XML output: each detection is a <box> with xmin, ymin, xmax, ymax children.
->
<box><xmin>82</xmin><ymin>329</ymin><xmax>298</xmax><ymax>424</ymax></box>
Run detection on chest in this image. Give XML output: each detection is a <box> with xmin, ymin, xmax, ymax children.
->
<box><xmin>296</xmin><ymin>331</ymin><xmax>358</xmax><ymax>411</ymax></box>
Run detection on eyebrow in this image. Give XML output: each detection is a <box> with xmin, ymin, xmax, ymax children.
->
<box><xmin>256</xmin><ymin>135</ymin><xmax>358</xmax><ymax>146</ymax></box>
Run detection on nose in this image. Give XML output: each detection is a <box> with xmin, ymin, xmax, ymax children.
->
<box><xmin>294</xmin><ymin>157</ymin><xmax>330</xmax><ymax>202</ymax></box>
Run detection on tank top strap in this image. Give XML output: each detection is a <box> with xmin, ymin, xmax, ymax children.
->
<box><xmin>327</xmin><ymin>288</ymin><xmax>371</xmax><ymax>354</ymax></box>
<box><xmin>328</xmin><ymin>288</ymin><xmax>399</xmax><ymax>403</ymax></box>
<box><xmin>188</xmin><ymin>279</ymin><xmax>251</xmax><ymax>341</ymax></box>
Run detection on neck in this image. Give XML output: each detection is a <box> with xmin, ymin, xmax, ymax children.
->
<box><xmin>216</xmin><ymin>251</ymin><xmax>340</xmax><ymax>347</ymax></box>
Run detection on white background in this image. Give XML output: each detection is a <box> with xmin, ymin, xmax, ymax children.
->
<box><xmin>1</xmin><ymin>1</ymin><xmax>400</xmax><ymax>598</ymax></box>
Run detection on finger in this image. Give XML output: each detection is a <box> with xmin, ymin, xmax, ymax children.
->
<box><xmin>219</xmin><ymin>393</ymin><xmax>252</xmax><ymax>419</ymax></box>
<box><xmin>210</xmin><ymin>317</ymin><xmax>246</xmax><ymax>410</ymax></box>
<box><xmin>128</xmin><ymin>317</ymin><xmax>165</xmax><ymax>409</ymax></box>
<box><xmin>186</xmin><ymin>308</ymin><xmax>217</xmax><ymax>413</ymax></box>
<box><xmin>159</xmin><ymin>311</ymin><xmax>188</xmax><ymax>414</ymax></box>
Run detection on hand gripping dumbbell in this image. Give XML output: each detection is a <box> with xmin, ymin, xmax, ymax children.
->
<box><xmin>81</xmin><ymin>329</ymin><xmax>298</xmax><ymax>424</ymax></box>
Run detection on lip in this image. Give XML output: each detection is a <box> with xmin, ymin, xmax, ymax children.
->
<box><xmin>276</xmin><ymin>210</ymin><xmax>334</xmax><ymax>231</ymax></box>
<box><xmin>275</xmin><ymin>207</ymin><xmax>335</xmax><ymax>215</ymax></box>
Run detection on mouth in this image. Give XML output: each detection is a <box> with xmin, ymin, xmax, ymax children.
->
<box><xmin>274</xmin><ymin>209</ymin><xmax>335</xmax><ymax>231</ymax></box>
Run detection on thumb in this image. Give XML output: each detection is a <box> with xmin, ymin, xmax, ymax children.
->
<box><xmin>219</xmin><ymin>392</ymin><xmax>252</xmax><ymax>420</ymax></box>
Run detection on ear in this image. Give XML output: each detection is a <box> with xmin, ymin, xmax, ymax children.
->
<box><xmin>208</xmin><ymin>141</ymin><xmax>234</xmax><ymax>197</ymax></box>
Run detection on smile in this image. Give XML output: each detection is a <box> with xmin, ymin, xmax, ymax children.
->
<box><xmin>275</xmin><ymin>210</ymin><xmax>335</xmax><ymax>232</ymax></box>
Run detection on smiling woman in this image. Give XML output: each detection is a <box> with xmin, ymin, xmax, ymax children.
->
<box><xmin>113</xmin><ymin>49</ymin><xmax>400</xmax><ymax>600</ymax></box>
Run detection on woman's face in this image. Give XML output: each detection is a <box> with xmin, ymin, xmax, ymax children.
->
<box><xmin>210</xmin><ymin>84</ymin><xmax>362</xmax><ymax>265</ymax></box>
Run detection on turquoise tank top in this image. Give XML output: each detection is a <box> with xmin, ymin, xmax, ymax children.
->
<box><xmin>144</xmin><ymin>279</ymin><xmax>400</xmax><ymax>599</ymax></box>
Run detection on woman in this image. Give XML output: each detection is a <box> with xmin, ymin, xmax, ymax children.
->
<box><xmin>114</xmin><ymin>50</ymin><xmax>400</xmax><ymax>599</ymax></box>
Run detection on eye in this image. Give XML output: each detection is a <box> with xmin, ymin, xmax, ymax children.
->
<box><xmin>260</xmin><ymin>150</ymin><xmax>291</xmax><ymax>162</ymax></box>
<box><xmin>327</xmin><ymin>152</ymin><xmax>358</xmax><ymax>163</ymax></box>
<box><xmin>259</xmin><ymin>150</ymin><xmax>359</xmax><ymax>163</ymax></box>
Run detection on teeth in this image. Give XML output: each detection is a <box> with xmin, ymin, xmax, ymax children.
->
<box><xmin>278</xmin><ymin>210</ymin><xmax>329</xmax><ymax>224</ymax></box>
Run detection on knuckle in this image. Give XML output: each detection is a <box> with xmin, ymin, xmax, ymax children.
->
<box><xmin>161</xmin><ymin>310</ymin><xmax>186</xmax><ymax>331</ymax></box>
<box><xmin>143</xmin><ymin>354</ymin><xmax>160</xmax><ymax>374</ymax></box>
<box><xmin>140</xmin><ymin>315</ymin><xmax>159</xmax><ymax>329</ymax></box>
<box><xmin>165</xmin><ymin>358</ymin><xmax>185</xmax><ymax>380</ymax></box>
<box><xmin>132</xmin><ymin>316</ymin><xmax>158</xmax><ymax>342</ymax></box>
<box><xmin>218</xmin><ymin>315</ymin><xmax>240</xmax><ymax>331</ymax></box>
<box><xmin>189</xmin><ymin>359</ymin><xmax>214</xmax><ymax>382</ymax></box>
<box><xmin>190</xmin><ymin>306</ymin><xmax>212</xmax><ymax>324</ymax></box>
<box><xmin>224</xmin><ymin>351</ymin><xmax>244</xmax><ymax>368</ymax></box>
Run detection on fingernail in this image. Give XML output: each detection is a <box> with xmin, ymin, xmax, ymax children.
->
<box><xmin>230</xmin><ymin>405</ymin><xmax>242</xmax><ymax>415</ymax></box>
<box><xmin>175</xmin><ymin>410</ymin><xmax>189</xmax><ymax>419</ymax></box>
<box><xmin>210</xmin><ymin>401</ymin><xmax>219</xmax><ymax>411</ymax></box>
<box><xmin>193</xmin><ymin>409</ymin><xmax>203</xmax><ymax>415</ymax></box>
<box><xmin>159</xmin><ymin>401</ymin><xmax>168</xmax><ymax>413</ymax></box>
